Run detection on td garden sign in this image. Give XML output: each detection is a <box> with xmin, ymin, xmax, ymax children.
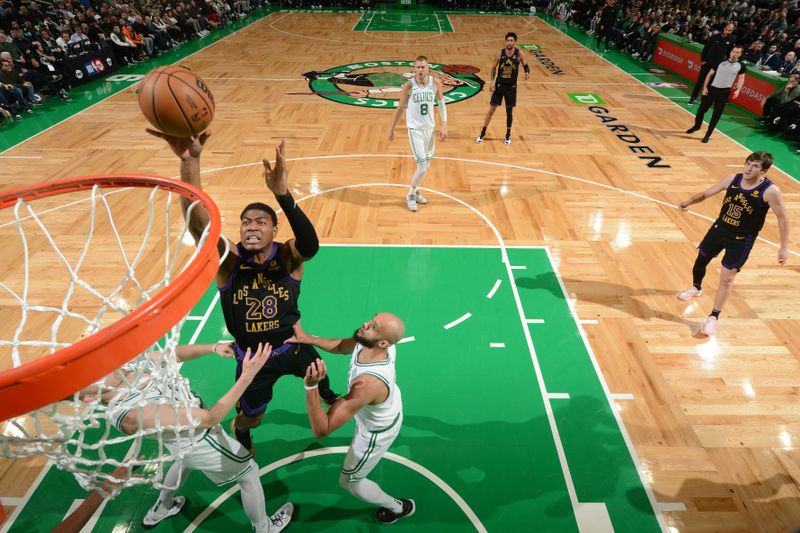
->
<box><xmin>303</xmin><ymin>60</ymin><xmax>485</xmax><ymax>109</ymax></box>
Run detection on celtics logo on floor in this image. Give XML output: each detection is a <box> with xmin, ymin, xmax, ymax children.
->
<box><xmin>300</xmin><ymin>60</ymin><xmax>485</xmax><ymax>109</ymax></box>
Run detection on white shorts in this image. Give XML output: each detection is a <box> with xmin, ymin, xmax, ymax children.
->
<box><xmin>341</xmin><ymin>413</ymin><xmax>402</xmax><ymax>481</ymax></box>
<box><xmin>170</xmin><ymin>425</ymin><xmax>254</xmax><ymax>486</ymax></box>
<box><xmin>408</xmin><ymin>128</ymin><xmax>435</xmax><ymax>163</ymax></box>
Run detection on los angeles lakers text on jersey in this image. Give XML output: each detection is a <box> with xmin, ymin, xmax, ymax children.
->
<box><xmin>220</xmin><ymin>242</ymin><xmax>301</xmax><ymax>349</ymax></box>
<box><xmin>716</xmin><ymin>173</ymin><xmax>773</xmax><ymax>234</ymax></box>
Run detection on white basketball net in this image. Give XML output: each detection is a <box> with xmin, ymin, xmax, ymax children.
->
<box><xmin>0</xmin><ymin>181</ymin><xmax>220</xmax><ymax>497</ymax></box>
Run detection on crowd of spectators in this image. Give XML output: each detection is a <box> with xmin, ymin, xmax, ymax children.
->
<box><xmin>0</xmin><ymin>0</ymin><xmax>265</xmax><ymax>126</ymax></box>
<box><xmin>547</xmin><ymin>0</ymin><xmax>800</xmax><ymax>148</ymax></box>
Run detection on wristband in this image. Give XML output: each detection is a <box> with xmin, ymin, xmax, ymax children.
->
<box><xmin>304</xmin><ymin>383</ymin><xmax>318</xmax><ymax>391</ymax></box>
<box><xmin>523</xmin><ymin>64</ymin><xmax>530</xmax><ymax>74</ymax></box>
<box><xmin>275</xmin><ymin>191</ymin><xmax>296</xmax><ymax>211</ymax></box>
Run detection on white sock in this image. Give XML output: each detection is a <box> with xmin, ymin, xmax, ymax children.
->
<box><xmin>339</xmin><ymin>473</ymin><xmax>402</xmax><ymax>513</ymax></box>
<box><xmin>239</xmin><ymin>463</ymin><xmax>270</xmax><ymax>531</ymax></box>
<box><xmin>156</xmin><ymin>463</ymin><xmax>190</xmax><ymax>509</ymax></box>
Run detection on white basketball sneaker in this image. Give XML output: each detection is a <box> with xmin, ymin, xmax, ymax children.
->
<box><xmin>142</xmin><ymin>496</ymin><xmax>186</xmax><ymax>529</ymax></box>
<box><xmin>415</xmin><ymin>191</ymin><xmax>428</xmax><ymax>204</ymax></box>
<box><xmin>700</xmin><ymin>316</ymin><xmax>718</xmax><ymax>336</ymax></box>
<box><xmin>676</xmin><ymin>286</ymin><xmax>701</xmax><ymax>301</ymax></box>
<box><xmin>406</xmin><ymin>193</ymin><xmax>417</xmax><ymax>212</ymax></box>
<box><xmin>268</xmin><ymin>503</ymin><xmax>294</xmax><ymax>533</ymax></box>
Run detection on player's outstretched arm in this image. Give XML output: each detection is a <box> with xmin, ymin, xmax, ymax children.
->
<box><xmin>120</xmin><ymin>344</ymin><xmax>271</xmax><ymax>433</ymax></box>
<box><xmin>303</xmin><ymin>359</ymin><xmax>380</xmax><ymax>438</ymax></box>
<box><xmin>145</xmin><ymin>128</ymin><xmax>238</xmax><ymax>286</ymax></box>
<box><xmin>286</xmin><ymin>321</ymin><xmax>356</xmax><ymax>355</ymax></box>
<box><xmin>175</xmin><ymin>342</ymin><xmax>235</xmax><ymax>362</ymax></box>
<box><xmin>765</xmin><ymin>185</ymin><xmax>790</xmax><ymax>264</ymax></box>
<box><xmin>387</xmin><ymin>81</ymin><xmax>411</xmax><ymax>141</ymax></box>
<box><xmin>263</xmin><ymin>141</ymin><xmax>320</xmax><ymax>268</ymax></box>
<box><xmin>679</xmin><ymin>174</ymin><xmax>735</xmax><ymax>210</ymax></box>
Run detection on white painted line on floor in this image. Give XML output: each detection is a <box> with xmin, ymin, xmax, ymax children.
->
<box><xmin>489</xmin><ymin>342</ymin><xmax>506</xmax><ymax>348</ymax></box>
<box><xmin>510</xmin><ymin>265</ymin><xmax>527</xmax><ymax>270</ymax></box>
<box><xmin>398</xmin><ymin>336</ymin><xmax>415</xmax><ymax>344</ymax></box>
<box><xmin>0</xmin><ymin>156</ymin><xmax>41</xmax><ymax>159</ymax></box>
<box><xmin>443</xmin><ymin>312</ymin><xmax>471</xmax><ymax>330</ymax></box>
<box><xmin>64</xmin><ymin>498</ymin><xmax>83</xmax><ymax>517</ymax></box>
<box><xmin>526</xmin><ymin>319</ymin><xmax>545</xmax><ymax>324</ymax></box>
<box><xmin>543</xmin><ymin>246</ymin><xmax>667</xmax><ymax>531</ymax></box>
<box><xmin>0</xmin><ymin>497</ymin><xmax>23</xmax><ymax>505</ymax></box>
<box><xmin>546</xmin><ymin>393</ymin><xmax>570</xmax><ymax>399</ymax></box>
<box><xmin>0</xmin><ymin>462</ymin><xmax>52</xmax><ymax>532</ymax></box>
<box><xmin>575</xmin><ymin>502</ymin><xmax>614</xmax><ymax>533</ymax></box>
<box><xmin>185</xmin><ymin>316</ymin><xmax>204</xmax><ymax>321</ymax></box>
<box><xmin>656</xmin><ymin>502</ymin><xmax>687</xmax><ymax>512</ymax></box>
<box><xmin>580</xmin><ymin>319</ymin><xmax>599</xmax><ymax>325</ymax></box>
<box><xmin>610</xmin><ymin>393</ymin><xmax>635</xmax><ymax>400</ymax></box>
<box><xmin>486</xmin><ymin>279</ymin><xmax>502</xmax><ymax>299</ymax></box>
<box><xmin>186</xmin><ymin>447</ymin><xmax>488</xmax><ymax>533</ymax></box>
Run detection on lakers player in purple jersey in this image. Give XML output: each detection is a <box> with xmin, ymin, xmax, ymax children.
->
<box><xmin>677</xmin><ymin>152</ymin><xmax>790</xmax><ymax>336</ymax></box>
<box><xmin>476</xmin><ymin>32</ymin><xmax>530</xmax><ymax>145</ymax></box>
<box><xmin>147</xmin><ymin>128</ymin><xmax>337</xmax><ymax>455</ymax></box>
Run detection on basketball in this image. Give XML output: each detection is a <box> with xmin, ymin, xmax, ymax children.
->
<box><xmin>138</xmin><ymin>66</ymin><xmax>215</xmax><ymax>137</ymax></box>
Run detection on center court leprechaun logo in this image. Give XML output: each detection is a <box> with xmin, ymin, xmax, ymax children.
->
<box><xmin>301</xmin><ymin>60</ymin><xmax>485</xmax><ymax>109</ymax></box>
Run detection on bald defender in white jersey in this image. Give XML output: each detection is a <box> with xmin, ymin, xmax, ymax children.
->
<box><xmin>287</xmin><ymin>314</ymin><xmax>414</xmax><ymax>524</ymax></box>
<box><xmin>388</xmin><ymin>55</ymin><xmax>448</xmax><ymax>213</ymax></box>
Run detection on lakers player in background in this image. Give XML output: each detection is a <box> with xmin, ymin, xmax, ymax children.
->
<box><xmin>677</xmin><ymin>152</ymin><xmax>790</xmax><ymax>336</ymax></box>
<box><xmin>287</xmin><ymin>314</ymin><xmax>414</xmax><ymax>524</ymax></box>
<box><xmin>476</xmin><ymin>32</ymin><xmax>530</xmax><ymax>145</ymax></box>
<box><xmin>146</xmin><ymin>129</ymin><xmax>338</xmax><ymax>456</ymax></box>
<box><xmin>388</xmin><ymin>55</ymin><xmax>448</xmax><ymax>213</ymax></box>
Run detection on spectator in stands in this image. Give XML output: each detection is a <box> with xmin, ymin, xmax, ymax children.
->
<box><xmin>743</xmin><ymin>40</ymin><xmax>766</xmax><ymax>64</ymax></box>
<box><xmin>777</xmin><ymin>51</ymin><xmax>797</xmax><ymax>76</ymax></box>
<box><xmin>122</xmin><ymin>21</ymin><xmax>152</xmax><ymax>57</ymax></box>
<box><xmin>688</xmin><ymin>22</ymin><xmax>736</xmax><ymax>106</ymax></box>
<box><xmin>109</xmin><ymin>24</ymin><xmax>140</xmax><ymax>64</ymax></box>
<box><xmin>0</xmin><ymin>57</ymin><xmax>37</xmax><ymax>108</ymax></box>
<box><xmin>760</xmin><ymin>73</ymin><xmax>800</xmax><ymax>125</ymax></box>
<box><xmin>761</xmin><ymin>45</ymin><xmax>783</xmax><ymax>71</ymax></box>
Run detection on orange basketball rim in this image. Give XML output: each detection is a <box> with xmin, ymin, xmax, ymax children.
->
<box><xmin>0</xmin><ymin>175</ymin><xmax>221</xmax><ymax>422</ymax></box>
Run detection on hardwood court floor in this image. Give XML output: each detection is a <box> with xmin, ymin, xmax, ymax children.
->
<box><xmin>1</xmin><ymin>10</ymin><xmax>800</xmax><ymax>533</ymax></box>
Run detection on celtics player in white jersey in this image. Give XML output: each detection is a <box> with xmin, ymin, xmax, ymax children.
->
<box><xmin>388</xmin><ymin>55</ymin><xmax>448</xmax><ymax>212</ymax></box>
<box><xmin>76</xmin><ymin>343</ymin><xmax>293</xmax><ymax>533</ymax></box>
<box><xmin>287</xmin><ymin>314</ymin><xmax>414</xmax><ymax>524</ymax></box>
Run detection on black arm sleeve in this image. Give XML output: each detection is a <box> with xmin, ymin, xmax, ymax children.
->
<box><xmin>276</xmin><ymin>192</ymin><xmax>319</xmax><ymax>259</ymax></box>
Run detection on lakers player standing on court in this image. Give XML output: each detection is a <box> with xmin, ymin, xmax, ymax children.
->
<box><xmin>287</xmin><ymin>315</ymin><xmax>415</xmax><ymax>524</ymax></box>
<box><xmin>146</xmin><ymin>129</ymin><xmax>338</xmax><ymax>457</ymax></box>
<box><xmin>676</xmin><ymin>152</ymin><xmax>790</xmax><ymax>336</ymax></box>
<box><xmin>388</xmin><ymin>55</ymin><xmax>448</xmax><ymax>213</ymax></box>
<box><xmin>476</xmin><ymin>32</ymin><xmax>530</xmax><ymax>145</ymax></box>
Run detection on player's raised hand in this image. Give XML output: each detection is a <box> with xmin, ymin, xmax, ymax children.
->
<box><xmin>241</xmin><ymin>343</ymin><xmax>272</xmax><ymax>380</ymax></box>
<box><xmin>146</xmin><ymin>128</ymin><xmax>211</xmax><ymax>160</ymax></box>
<box><xmin>304</xmin><ymin>358</ymin><xmax>328</xmax><ymax>388</ymax></box>
<box><xmin>263</xmin><ymin>140</ymin><xmax>289</xmax><ymax>196</ymax></box>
